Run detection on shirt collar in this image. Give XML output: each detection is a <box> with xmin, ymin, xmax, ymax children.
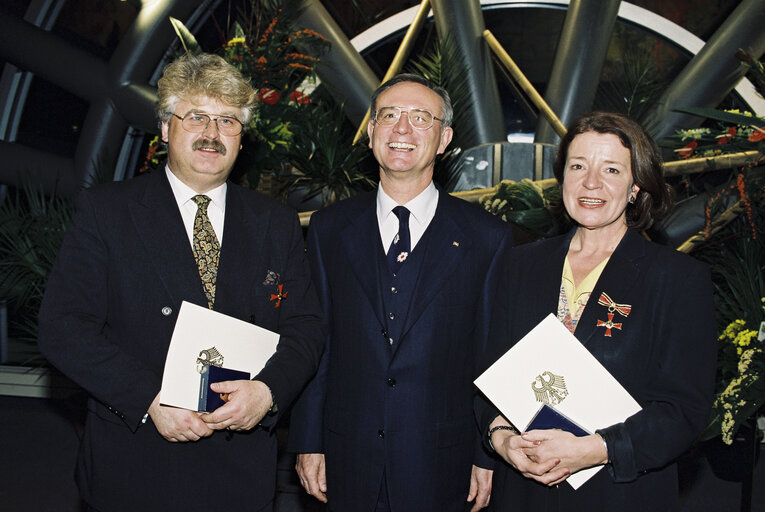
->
<box><xmin>376</xmin><ymin>181</ymin><xmax>438</xmax><ymax>225</ymax></box>
<box><xmin>165</xmin><ymin>166</ymin><xmax>227</xmax><ymax>213</ymax></box>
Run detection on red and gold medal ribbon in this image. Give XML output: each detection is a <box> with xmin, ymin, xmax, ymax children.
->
<box><xmin>597</xmin><ymin>292</ymin><xmax>631</xmax><ymax>317</ymax></box>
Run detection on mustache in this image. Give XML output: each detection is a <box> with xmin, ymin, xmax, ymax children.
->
<box><xmin>192</xmin><ymin>139</ymin><xmax>227</xmax><ymax>155</ymax></box>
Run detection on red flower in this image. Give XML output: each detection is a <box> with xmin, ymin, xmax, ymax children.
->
<box><xmin>748</xmin><ymin>127</ymin><xmax>765</xmax><ymax>142</ymax></box>
<box><xmin>289</xmin><ymin>90</ymin><xmax>311</xmax><ymax>104</ymax></box>
<box><xmin>717</xmin><ymin>126</ymin><xmax>737</xmax><ymax>145</ymax></box>
<box><xmin>258</xmin><ymin>88</ymin><xmax>280</xmax><ymax>105</ymax></box>
<box><xmin>677</xmin><ymin>140</ymin><xmax>697</xmax><ymax>159</ymax></box>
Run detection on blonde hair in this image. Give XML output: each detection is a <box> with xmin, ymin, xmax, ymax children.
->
<box><xmin>156</xmin><ymin>53</ymin><xmax>256</xmax><ymax>124</ymax></box>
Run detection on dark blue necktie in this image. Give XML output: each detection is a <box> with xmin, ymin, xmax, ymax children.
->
<box><xmin>387</xmin><ymin>206</ymin><xmax>411</xmax><ymax>275</ymax></box>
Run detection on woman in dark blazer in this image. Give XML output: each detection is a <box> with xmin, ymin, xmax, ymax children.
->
<box><xmin>478</xmin><ymin>112</ymin><xmax>717</xmax><ymax>511</ymax></box>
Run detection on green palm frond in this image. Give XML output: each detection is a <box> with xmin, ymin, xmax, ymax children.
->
<box><xmin>407</xmin><ymin>34</ymin><xmax>475</xmax><ymax>191</ymax></box>
<box><xmin>480</xmin><ymin>180</ymin><xmax>569</xmax><ymax>239</ymax></box>
<box><xmin>280</xmin><ymin>101</ymin><xmax>376</xmax><ymax>207</ymax></box>
<box><xmin>594</xmin><ymin>45</ymin><xmax>667</xmax><ymax>123</ymax></box>
<box><xmin>0</xmin><ymin>181</ymin><xmax>74</xmax><ymax>363</ymax></box>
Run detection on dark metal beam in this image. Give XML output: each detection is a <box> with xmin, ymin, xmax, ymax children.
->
<box><xmin>298</xmin><ymin>0</ymin><xmax>379</xmax><ymax>125</ymax></box>
<box><xmin>0</xmin><ymin>140</ymin><xmax>75</xmax><ymax>193</ymax></box>
<box><xmin>0</xmin><ymin>12</ymin><xmax>107</xmax><ymax>101</ymax></box>
<box><xmin>0</xmin><ymin>1</ymin><xmax>205</xmax><ymax>194</ymax></box>
<box><xmin>431</xmin><ymin>0</ymin><xmax>505</xmax><ymax>146</ymax></box>
<box><xmin>644</xmin><ymin>0</ymin><xmax>765</xmax><ymax>143</ymax></box>
<box><xmin>534</xmin><ymin>0</ymin><xmax>621</xmax><ymax>145</ymax></box>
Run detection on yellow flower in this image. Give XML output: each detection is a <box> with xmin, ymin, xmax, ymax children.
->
<box><xmin>738</xmin><ymin>348</ymin><xmax>757</xmax><ymax>373</ymax></box>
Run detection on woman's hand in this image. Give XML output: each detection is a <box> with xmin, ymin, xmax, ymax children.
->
<box><xmin>489</xmin><ymin>417</ymin><xmax>568</xmax><ymax>485</ymax></box>
<box><xmin>520</xmin><ymin>430</ymin><xmax>608</xmax><ymax>485</ymax></box>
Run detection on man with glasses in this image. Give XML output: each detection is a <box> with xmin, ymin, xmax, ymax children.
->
<box><xmin>38</xmin><ymin>52</ymin><xmax>323</xmax><ymax>512</ymax></box>
<box><xmin>289</xmin><ymin>74</ymin><xmax>513</xmax><ymax>511</ymax></box>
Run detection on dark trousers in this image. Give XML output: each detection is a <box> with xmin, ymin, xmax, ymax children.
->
<box><xmin>375</xmin><ymin>468</ymin><xmax>391</xmax><ymax>512</ymax></box>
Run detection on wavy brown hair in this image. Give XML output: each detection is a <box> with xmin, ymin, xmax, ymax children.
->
<box><xmin>156</xmin><ymin>53</ymin><xmax>257</xmax><ymax>125</ymax></box>
<box><xmin>552</xmin><ymin>111</ymin><xmax>672</xmax><ymax>230</ymax></box>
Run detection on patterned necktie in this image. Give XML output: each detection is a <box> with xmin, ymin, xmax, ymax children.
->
<box><xmin>192</xmin><ymin>195</ymin><xmax>220</xmax><ymax>309</ymax></box>
<box><xmin>387</xmin><ymin>206</ymin><xmax>411</xmax><ymax>274</ymax></box>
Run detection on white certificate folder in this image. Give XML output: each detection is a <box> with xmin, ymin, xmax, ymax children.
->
<box><xmin>160</xmin><ymin>301</ymin><xmax>279</xmax><ymax>411</ymax></box>
<box><xmin>474</xmin><ymin>314</ymin><xmax>641</xmax><ymax>489</ymax></box>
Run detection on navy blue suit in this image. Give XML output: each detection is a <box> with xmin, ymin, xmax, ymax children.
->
<box><xmin>477</xmin><ymin>228</ymin><xmax>717</xmax><ymax>512</ymax></box>
<box><xmin>38</xmin><ymin>170</ymin><xmax>324</xmax><ymax>511</ymax></box>
<box><xmin>288</xmin><ymin>189</ymin><xmax>513</xmax><ymax>511</ymax></box>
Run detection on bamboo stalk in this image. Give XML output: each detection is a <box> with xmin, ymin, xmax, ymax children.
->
<box><xmin>676</xmin><ymin>200</ymin><xmax>743</xmax><ymax>253</ymax></box>
<box><xmin>663</xmin><ymin>150</ymin><xmax>761</xmax><ymax>176</ymax></box>
<box><xmin>482</xmin><ymin>29</ymin><xmax>567</xmax><ymax>138</ymax></box>
<box><xmin>352</xmin><ymin>0</ymin><xmax>432</xmax><ymax>144</ymax></box>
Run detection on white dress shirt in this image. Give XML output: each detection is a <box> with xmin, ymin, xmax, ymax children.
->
<box><xmin>165</xmin><ymin>167</ymin><xmax>227</xmax><ymax>248</ymax></box>
<box><xmin>377</xmin><ymin>181</ymin><xmax>439</xmax><ymax>254</ymax></box>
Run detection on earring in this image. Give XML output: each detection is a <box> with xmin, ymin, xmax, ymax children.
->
<box><xmin>628</xmin><ymin>195</ymin><xmax>636</xmax><ymax>204</ymax></box>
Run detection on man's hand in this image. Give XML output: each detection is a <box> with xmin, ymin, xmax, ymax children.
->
<box><xmin>148</xmin><ymin>392</ymin><xmax>213</xmax><ymax>442</ymax></box>
<box><xmin>467</xmin><ymin>465</ymin><xmax>492</xmax><ymax>511</ymax></box>
<box><xmin>200</xmin><ymin>379</ymin><xmax>272</xmax><ymax>431</ymax></box>
<box><xmin>296</xmin><ymin>453</ymin><xmax>327</xmax><ymax>503</ymax></box>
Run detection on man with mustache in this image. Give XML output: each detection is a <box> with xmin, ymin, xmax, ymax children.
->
<box><xmin>289</xmin><ymin>74</ymin><xmax>513</xmax><ymax>511</ymax></box>
<box><xmin>38</xmin><ymin>52</ymin><xmax>324</xmax><ymax>512</ymax></box>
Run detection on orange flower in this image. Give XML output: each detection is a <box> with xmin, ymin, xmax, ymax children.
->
<box><xmin>677</xmin><ymin>140</ymin><xmax>697</xmax><ymax>159</ymax></box>
<box><xmin>736</xmin><ymin>173</ymin><xmax>757</xmax><ymax>239</ymax></box>
<box><xmin>258</xmin><ymin>88</ymin><xmax>280</xmax><ymax>105</ymax></box>
<box><xmin>747</xmin><ymin>127</ymin><xmax>765</xmax><ymax>142</ymax></box>
<box><xmin>290</xmin><ymin>90</ymin><xmax>311</xmax><ymax>104</ymax></box>
<box><xmin>717</xmin><ymin>126</ymin><xmax>737</xmax><ymax>145</ymax></box>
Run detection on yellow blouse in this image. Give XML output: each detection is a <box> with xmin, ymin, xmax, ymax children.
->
<box><xmin>558</xmin><ymin>255</ymin><xmax>610</xmax><ymax>332</ymax></box>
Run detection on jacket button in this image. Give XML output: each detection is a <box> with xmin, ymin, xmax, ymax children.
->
<box><xmin>388</xmin><ymin>312</ymin><xmax>395</xmax><ymax>320</ymax></box>
<box><xmin>387</xmin><ymin>378</ymin><xmax>396</xmax><ymax>387</ymax></box>
<box><xmin>391</xmin><ymin>286</ymin><xmax>398</xmax><ymax>294</ymax></box>
<box><xmin>378</xmin><ymin>429</ymin><xmax>385</xmax><ymax>438</ymax></box>
<box><xmin>161</xmin><ymin>306</ymin><xmax>173</xmax><ymax>316</ymax></box>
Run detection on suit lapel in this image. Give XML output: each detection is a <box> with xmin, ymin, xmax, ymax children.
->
<box><xmin>396</xmin><ymin>193</ymin><xmax>470</xmax><ymax>345</ymax></box>
<box><xmin>532</xmin><ymin>231</ymin><xmax>572</xmax><ymax>321</ymax></box>
<box><xmin>128</xmin><ymin>171</ymin><xmax>206</xmax><ymax>308</ymax></box>
<box><xmin>575</xmin><ymin>229</ymin><xmax>644</xmax><ymax>345</ymax></box>
<box><xmin>214</xmin><ymin>185</ymin><xmax>271</xmax><ymax>314</ymax></box>
<box><xmin>339</xmin><ymin>193</ymin><xmax>387</xmax><ymax>328</ymax></box>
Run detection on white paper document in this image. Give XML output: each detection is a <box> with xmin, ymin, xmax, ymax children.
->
<box><xmin>160</xmin><ymin>301</ymin><xmax>279</xmax><ymax>411</ymax></box>
<box><xmin>475</xmin><ymin>314</ymin><xmax>641</xmax><ymax>489</ymax></box>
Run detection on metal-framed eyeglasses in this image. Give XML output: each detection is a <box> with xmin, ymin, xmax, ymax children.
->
<box><xmin>171</xmin><ymin>112</ymin><xmax>244</xmax><ymax>136</ymax></box>
<box><xmin>374</xmin><ymin>106</ymin><xmax>443</xmax><ymax>130</ymax></box>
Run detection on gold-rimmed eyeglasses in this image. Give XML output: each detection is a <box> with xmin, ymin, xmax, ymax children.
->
<box><xmin>374</xmin><ymin>106</ymin><xmax>443</xmax><ymax>130</ymax></box>
<box><xmin>172</xmin><ymin>113</ymin><xmax>244</xmax><ymax>136</ymax></box>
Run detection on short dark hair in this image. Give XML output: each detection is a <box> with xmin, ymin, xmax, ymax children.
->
<box><xmin>552</xmin><ymin>111</ymin><xmax>672</xmax><ymax>230</ymax></box>
<box><xmin>369</xmin><ymin>73</ymin><xmax>453</xmax><ymax>127</ymax></box>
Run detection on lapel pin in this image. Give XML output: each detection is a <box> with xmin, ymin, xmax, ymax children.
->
<box><xmin>452</xmin><ymin>241</ymin><xmax>460</xmax><ymax>247</ymax></box>
<box><xmin>263</xmin><ymin>270</ymin><xmax>279</xmax><ymax>286</ymax></box>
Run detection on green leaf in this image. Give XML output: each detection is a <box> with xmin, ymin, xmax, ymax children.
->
<box><xmin>674</xmin><ymin>107</ymin><xmax>765</xmax><ymax>127</ymax></box>
<box><xmin>169</xmin><ymin>17</ymin><xmax>201</xmax><ymax>55</ymax></box>
<box><xmin>233</xmin><ymin>21</ymin><xmax>246</xmax><ymax>41</ymax></box>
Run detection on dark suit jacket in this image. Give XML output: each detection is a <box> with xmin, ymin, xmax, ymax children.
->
<box><xmin>287</xmin><ymin>188</ymin><xmax>514</xmax><ymax>511</ymax></box>
<box><xmin>477</xmin><ymin>228</ymin><xmax>717</xmax><ymax>512</ymax></box>
<box><xmin>38</xmin><ymin>170</ymin><xmax>324</xmax><ymax>511</ymax></box>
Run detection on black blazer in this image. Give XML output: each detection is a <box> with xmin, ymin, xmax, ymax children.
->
<box><xmin>477</xmin><ymin>229</ymin><xmax>717</xmax><ymax>512</ymax></box>
<box><xmin>288</xmin><ymin>189</ymin><xmax>514</xmax><ymax>511</ymax></box>
<box><xmin>38</xmin><ymin>170</ymin><xmax>324</xmax><ymax>511</ymax></box>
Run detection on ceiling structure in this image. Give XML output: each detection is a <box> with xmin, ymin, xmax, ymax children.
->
<box><xmin>0</xmin><ymin>0</ymin><xmax>763</xmax><ymax>196</ymax></box>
